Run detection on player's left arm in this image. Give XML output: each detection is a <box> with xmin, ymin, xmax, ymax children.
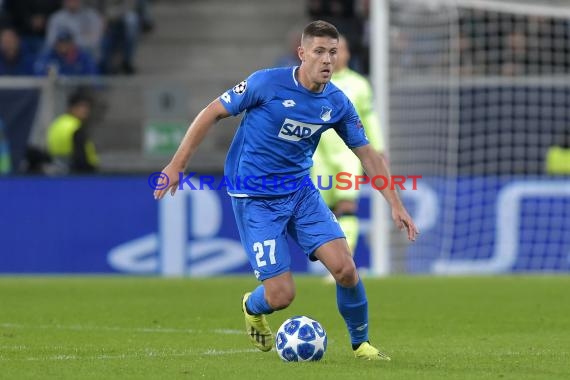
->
<box><xmin>353</xmin><ymin>144</ymin><xmax>419</xmax><ymax>242</ymax></box>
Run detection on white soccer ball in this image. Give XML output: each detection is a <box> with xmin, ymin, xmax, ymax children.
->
<box><xmin>275</xmin><ymin>315</ymin><xmax>327</xmax><ymax>362</ymax></box>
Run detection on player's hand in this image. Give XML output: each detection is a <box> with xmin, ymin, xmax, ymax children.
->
<box><xmin>391</xmin><ymin>205</ymin><xmax>419</xmax><ymax>242</ymax></box>
<box><xmin>153</xmin><ymin>163</ymin><xmax>182</xmax><ymax>200</ymax></box>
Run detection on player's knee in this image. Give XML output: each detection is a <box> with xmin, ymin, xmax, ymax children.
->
<box><xmin>331</xmin><ymin>261</ymin><xmax>358</xmax><ymax>287</ymax></box>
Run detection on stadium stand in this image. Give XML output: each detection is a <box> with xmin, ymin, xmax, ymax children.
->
<box><xmin>84</xmin><ymin>0</ymin><xmax>308</xmax><ymax>173</ymax></box>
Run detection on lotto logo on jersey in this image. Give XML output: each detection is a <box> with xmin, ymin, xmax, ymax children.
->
<box><xmin>278</xmin><ymin>118</ymin><xmax>323</xmax><ymax>142</ymax></box>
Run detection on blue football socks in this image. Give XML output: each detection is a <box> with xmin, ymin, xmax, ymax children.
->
<box><xmin>245</xmin><ymin>285</ymin><xmax>274</xmax><ymax>315</ymax></box>
<box><xmin>336</xmin><ymin>277</ymin><xmax>369</xmax><ymax>344</ymax></box>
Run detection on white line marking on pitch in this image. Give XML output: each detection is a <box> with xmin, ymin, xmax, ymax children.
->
<box><xmin>0</xmin><ymin>323</ymin><xmax>252</xmax><ymax>362</ymax></box>
<box><xmin>0</xmin><ymin>323</ymin><xmax>242</xmax><ymax>335</ymax></box>
<box><xmin>0</xmin><ymin>348</ymin><xmax>260</xmax><ymax>362</ymax></box>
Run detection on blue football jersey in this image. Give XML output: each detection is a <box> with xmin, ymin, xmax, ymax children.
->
<box><xmin>219</xmin><ymin>66</ymin><xmax>369</xmax><ymax>197</ymax></box>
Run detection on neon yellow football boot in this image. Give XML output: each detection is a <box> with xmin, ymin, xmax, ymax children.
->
<box><xmin>242</xmin><ymin>292</ymin><xmax>273</xmax><ymax>352</ymax></box>
<box><xmin>354</xmin><ymin>342</ymin><xmax>391</xmax><ymax>361</ymax></box>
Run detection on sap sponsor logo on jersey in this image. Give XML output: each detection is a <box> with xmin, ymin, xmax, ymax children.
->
<box><xmin>278</xmin><ymin>118</ymin><xmax>323</xmax><ymax>142</ymax></box>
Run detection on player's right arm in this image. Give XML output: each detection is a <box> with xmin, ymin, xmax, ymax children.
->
<box><xmin>153</xmin><ymin>99</ymin><xmax>230</xmax><ymax>200</ymax></box>
<box><xmin>154</xmin><ymin>70</ymin><xmax>267</xmax><ymax>200</ymax></box>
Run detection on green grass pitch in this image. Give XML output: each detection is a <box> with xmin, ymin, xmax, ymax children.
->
<box><xmin>1</xmin><ymin>276</ymin><xmax>569</xmax><ymax>379</ymax></box>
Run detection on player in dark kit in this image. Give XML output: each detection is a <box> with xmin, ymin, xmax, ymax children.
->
<box><xmin>154</xmin><ymin>20</ymin><xmax>418</xmax><ymax>360</ymax></box>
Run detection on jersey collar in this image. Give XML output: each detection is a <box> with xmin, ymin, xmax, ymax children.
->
<box><xmin>292</xmin><ymin>66</ymin><xmax>328</xmax><ymax>94</ymax></box>
<box><xmin>292</xmin><ymin>66</ymin><xmax>299</xmax><ymax>86</ymax></box>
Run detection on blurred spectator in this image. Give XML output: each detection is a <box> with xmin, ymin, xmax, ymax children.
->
<box><xmin>47</xmin><ymin>90</ymin><xmax>99</xmax><ymax>173</ymax></box>
<box><xmin>308</xmin><ymin>0</ymin><xmax>356</xmax><ymax>18</ymax></box>
<box><xmin>88</xmin><ymin>0</ymin><xmax>139</xmax><ymax>74</ymax></box>
<box><xmin>0</xmin><ymin>2</ymin><xmax>12</xmax><ymax>30</ymax></box>
<box><xmin>354</xmin><ymin>0</ymin><xmax>371</xmax><ymax>74</ymax></box>
<box><xmin>546</xmin><ymin>129</ymin><xmax>570</xmax><ymax>175</ymax></box>
<box><xmin>3</xmin><ymin>0</ymin><xmax>61</xmax><ymax>54</ymax></box>
<box><xmin>546</xmin><ymin>146</ymin><xmax>570</xmax><ymax>175</ymax></box>
<box><xmin>455</xmin><ymin>10</ymin><xmax>570</xmax><ymax>76</ymax></box>
<box><xmin>501</xmin><ymin>29</ymin><xmax>527</xmax><ymax>76</ymax></box>
<box><xmin>307</xmin><ymin>0</ymin><xmax>366</xmax><ymax>73</ymax></box>
<box><xmin>458</xmin><ymin>31</ymin><xmax>475</xmax><ymax>75</ymax></box>
<box><xmin>34</xmin><ymin>30</ymin><xmax>98</xmax><ymax>76</ymax></box>
<box><xmin>136</xmin><ymin>0</ymin><xmax>154</xmax><ymax>33</ymax></box>
<box><xmin>0</xmin><ymin>27</ymin><xmax>35</xmax><ymax>75</ymax></box>
<box><xmin>21</xmin><ymin>146</ymin><xmax>52</xmax><ymax>174</ymax></box>
<box><xmin>46</xmin><ymin>0</ymin><xmax>103</xmax><ymax>62</ymax></box>
<box><xmin>274</xmin><ymin>29</ymin><xmax>301</xmax><ymax>67</ymax></box>
<box><xmin>0</xmin><ymin>116</ymin><xmax>11</xmax><ymax>174</ymax></box>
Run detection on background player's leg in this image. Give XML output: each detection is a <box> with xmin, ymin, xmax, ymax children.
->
<box><xmin>338</xmin><ymin>214</ymin><xmax>359</xmax><ymax>251</ymax></box>
<box><xmin>316</xmin><ymin>207</ymin><xmax>358</xmax><ymax>282</ymax></box>
<box><xmin>316</xmin><ymin>130</ymin><xmax>363</xmax><ymax>256</ymax></box>
<box><xmin>313</xmin><ymin>238</ymin><xmax>357</xmax><ymax>286</ymax></box>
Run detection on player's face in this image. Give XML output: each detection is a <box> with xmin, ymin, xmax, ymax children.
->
<box><xmin>299</xmin><ymin>36</ymin><xmax>338</xmax><ymax>85</ymax></box>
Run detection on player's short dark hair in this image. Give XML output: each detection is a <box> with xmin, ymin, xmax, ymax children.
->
<box><xmin>302</xmin><ymin>20</ymin><xmax>339</xmax><ymax>42</ymax></box>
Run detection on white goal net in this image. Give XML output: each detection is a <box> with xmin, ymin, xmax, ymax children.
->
<box><xmin>371</xmin><ymin>0</ymin><xmax>570</xmax><ymax>274</ymax></box>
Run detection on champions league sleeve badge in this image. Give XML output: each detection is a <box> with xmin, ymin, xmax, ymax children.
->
<box><xmin>233</xmin><ymin>80</ymin><xmax>247</xmax><ymax>95</ymax></box>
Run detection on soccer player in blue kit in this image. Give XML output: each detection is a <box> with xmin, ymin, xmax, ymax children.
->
<box><xmin>154</xmin><ymin>20</ymin><xmax>419</xmax><ymax>360</ymax></box>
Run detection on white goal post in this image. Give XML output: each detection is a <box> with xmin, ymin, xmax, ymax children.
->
<box><xmin>369</xmin><ymin>0</ymin><xmax>391</xmax><ymax>276</ymax></box>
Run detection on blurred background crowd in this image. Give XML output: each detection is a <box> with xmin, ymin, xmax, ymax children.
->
<box><xmin>0</xmin><ymin>0</ymin><xmax>154</xmax><ymax>76</ymax></box>
<box><xmin>0</xmin><ymin>0</ymin><xmax>569</xmax><ymax>177</ymax></box>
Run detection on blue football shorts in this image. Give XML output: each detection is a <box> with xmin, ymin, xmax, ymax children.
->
<box><xmin>231</xmin><ymin>184</ymin><xmax>345</xmax><ymax>281</ymax></box>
